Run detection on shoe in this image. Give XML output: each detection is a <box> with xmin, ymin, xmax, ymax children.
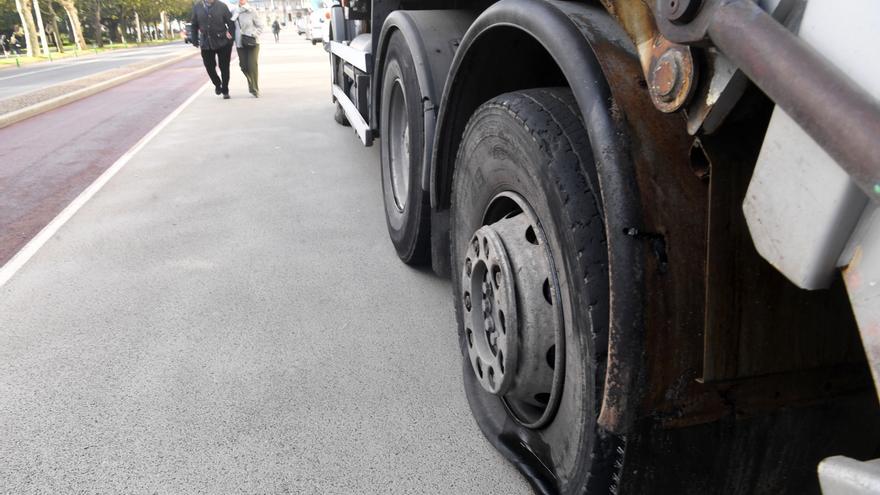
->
<box><xmin>223</xmin><ymin>93</ymin><xmax>230</xmax><ymax>99</ymax></box>
<box><xmin>250</xmin><ymin>89</ymin><xmax>259</xmax><ymax>98</ymax></box>
<box><xmin>215</xmin><ymin>86</ymin><xmax>222</xmax><ymax>95</ymax></box>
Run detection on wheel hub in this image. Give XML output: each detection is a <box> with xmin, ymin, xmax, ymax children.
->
<box><xmin>388</xmin><ymin>80</ymin><xmax>410</xmax><ymax>211</ymax></box>
<box><xmin>463</xmin><ymin>226</ymin><xmax>518</xmax><ymax>395</ymax></box>
<box><xmin>460</xmin><ymin>200</ymin><xmax>565</xmax><ymax>427</ymax></box>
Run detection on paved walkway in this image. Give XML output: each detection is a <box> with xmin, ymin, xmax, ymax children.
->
<box><xmin>0</xmin><ymin>37</ymin><xmax>529</xmax><ymax>493</ymax></box>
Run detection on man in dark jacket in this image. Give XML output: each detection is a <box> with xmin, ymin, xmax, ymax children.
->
<box><xmin>192</xmin><ymin>0</ymin><xmax>235</xmax><ymax>98</ymax></box>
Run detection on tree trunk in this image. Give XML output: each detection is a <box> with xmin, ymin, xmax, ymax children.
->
<box><xmin>14</xmin><ymin>0</ymin><xmax>33</xmax><ymax>57</ymax></box>
<box><xmin>107</xmin><ymin>19</ymin><xmax>117</xmax><ymax>43</ymax></box>
<box><xmin>19</xmin><ymin>0</ymin><xmax>41</xmax><ymax>57</ymax></box>
<box><xmin>45</xmin><ymin>0</ymin><xmax>64</xmax><ymax>53</ymax></box>
<box><xmin>119</xmin><ymin>15</ymin><xmax>128</xmax><ymax>44</ymax></box>
<box><xmin>31</xmin><ymin>0</ymin><xmax>51</xmax><ymax>56</ymax></box>
<box><xmin>161</xmin><ymin>11</ymin><xmax>169</xmax><ymax>41</ymax></box>
<box><xmin>57</xmin><ymin>0</ymin><xmax>85</xmax><ymax>50</ymax></box>
<box><xmin>133</xmin><ymin>11</ymin><xmax>142</xmax><ymax>43</ymax></box>
<box><xmin>91</xmin><ymin>0</ymin><xmax>102</xmax><ymax>47</ymax></box>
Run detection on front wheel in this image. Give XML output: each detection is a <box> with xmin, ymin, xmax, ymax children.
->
<box><xmin>451</xmin><ymin>88</ymin><xmax>621</xmax><ymax>493</ymax></box>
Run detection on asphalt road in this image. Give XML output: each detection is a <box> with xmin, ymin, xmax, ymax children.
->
<box><xmin>0</xmin><ymin>55</ymin><xmax>206</xmax><ymax>267</ymax></box>
<box><xmin>0</xmin><ymin>36</ymin><xmax>530</xmax><ymax>493</ymax></box>
<box><xmin>0</xmin><ymin>42</ymin><xmax>192</xmax><ymax>101</ymax></box>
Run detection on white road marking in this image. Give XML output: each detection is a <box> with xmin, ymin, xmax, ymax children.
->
<box><xmin>0</xmin><ymin>45</ymin><xmax>184</xmax><ymax>82</ymax></box>
<box><xmin>0</xmin><ymin>82</ymin><xmax>210</xmax><ymax>288</ymax></box>
<box><xmin>0</xmin><ymin>59</ymin><xmax>103</xmax><ymax>82</ymax></box>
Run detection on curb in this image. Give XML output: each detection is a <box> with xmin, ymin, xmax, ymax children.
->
<box><xmin>0</xmin><ymin>50</ymin><xmax>198</xmax><ymax>130</ymax></box>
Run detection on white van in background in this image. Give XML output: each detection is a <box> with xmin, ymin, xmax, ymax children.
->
<box><xmin>305</xmin><ymin>2</ymin><xmax>331</xmax><ymax>46</ymax></box>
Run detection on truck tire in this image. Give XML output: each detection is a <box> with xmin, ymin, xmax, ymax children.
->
<box><xmin>450</xmin><ymin>88</ymin><xmax>621</xmax><ymax>493</ymax></box>
<box><xmin>334</xmin><ymin>102</ymin><xmax>350</xmax><ymax>126</ymax></box>
<box><xmin>379</xmin><ymin>31</ymin><xmax>430</xmax><ymax>265</ymax></box>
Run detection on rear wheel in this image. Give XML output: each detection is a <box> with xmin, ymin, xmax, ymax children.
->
<box><xmin>379</xmin><ymin>32</ymin><xmax>430</xmax><ymax>265</ymax></box>
<box><xmin>451</xmin><ymin>88</ymin><xmax>621</xmax><ymax>493</ymax></box>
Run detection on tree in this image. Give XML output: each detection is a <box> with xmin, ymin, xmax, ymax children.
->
<box><xmin>15</xmin><ymin>0</ymin><xmax>40</xmax><ymax>56</ymax></box>
<box><xmin>31</xmin><ymin>0</ymin><xmax>50</xmax><ymax>55</ymax></box>
<box><xmin>55</xmin><ymin>0</ymin><xmax>85</xmax><ymax>49</ymax></box>
<box><xmin>91</xmin><ymin>0</ymin><xmax>101</xmax><ymax>46</ymax></box>
<box><xmin>42</xmin><ymin>0</ymin><xmax>64</xmax><ymax>52</ymax></box>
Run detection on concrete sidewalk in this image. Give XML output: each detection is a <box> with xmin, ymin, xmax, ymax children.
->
<box><xmin>0</xmin><ymin>36</ymin><xmax>529</xmax><ymax>493</ymax></box>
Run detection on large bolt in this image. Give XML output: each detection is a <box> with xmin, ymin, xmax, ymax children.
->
<box><xmin>651</xmin><ymin>51</ymin><xmax>682</xmax><ymax>102</ymax></box>
<box><xmin>662</xmin><ymin>0</ymin><xmax>701</xmax><ymax>24</ymax></box>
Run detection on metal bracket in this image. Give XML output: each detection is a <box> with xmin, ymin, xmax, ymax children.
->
<box><xmin>332</xmin><ymin>84</ymin><xmax>373</xmax><ymax>146</ymax></box>
<box><xmin>654</xmin><ymin>0</ymin><xmax>880</xmax><ymax>202</ymax></box>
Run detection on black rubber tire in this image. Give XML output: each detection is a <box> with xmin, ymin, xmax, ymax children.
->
<box><xmin>379</xmin><ymin>31</ymin><xmax>430</xmax><ymax>265</ymax></box>
<box><xmin>450</xmin><ymin>88</ymin><xmax>621</xmax><ymax>494</ymax></box>
<box><xmin>311</xmin><ymin>39</ymin><xmax>317</xmax><ymax>46</ymax></box>
<box><xmin>334</xmin><ymin>102</ymin><xmax>350</xmax><ymax>126</ymax></box>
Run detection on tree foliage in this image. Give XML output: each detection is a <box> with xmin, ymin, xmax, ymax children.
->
<box><xmin>3</xmin><ymin>0</ymin><xmax>195</xmax><ymax>46</ymax></box>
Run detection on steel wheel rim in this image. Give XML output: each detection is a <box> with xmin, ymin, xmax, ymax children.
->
<box><xmin>459</xmin><ymin>192</ymin><xmax>566</xmax><ymax>429</ymax></box>
<box><xmin>387</xmin><ymin>79</ymin><xmax>410</xmax><ymax>212</ymax></box>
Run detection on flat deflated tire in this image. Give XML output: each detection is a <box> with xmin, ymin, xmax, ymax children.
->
<box><xmin>450</xmin><ymin>88</ymin><xmax>621</xmax><ymax>493</ymax></box>
<box><xmin>379</xmin><ymin>31</ymin><xmax>430</xmax><ymax>265</ymax></box>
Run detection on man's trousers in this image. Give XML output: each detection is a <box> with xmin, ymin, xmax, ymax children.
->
<box><xmin>201</xmin><ymin>44</ymin><xmax>233</xmax><ymax>95</ymax></box>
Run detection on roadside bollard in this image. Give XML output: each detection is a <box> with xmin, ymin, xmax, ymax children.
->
<box><xmin>15</xmin><ymin>56</ymin><xmax>20</xmax><ymax>68</ymax></box>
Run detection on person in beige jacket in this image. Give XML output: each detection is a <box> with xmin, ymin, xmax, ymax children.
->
<box><xmin>232</xmin><ymin>0</ymin><xmax>264</xmax><ymax>97</ymax></box>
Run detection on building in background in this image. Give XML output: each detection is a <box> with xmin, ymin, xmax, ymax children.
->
<box><xmin>248</xmin><ymin>0</ymin><xmax>315</xmax><ymax>25</ymax></box>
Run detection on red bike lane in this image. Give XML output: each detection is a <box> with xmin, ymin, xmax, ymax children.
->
<box><xmin>0</xmin><ymin>56</ymin><xmax>207</xmax><ymax>267</ymax></box>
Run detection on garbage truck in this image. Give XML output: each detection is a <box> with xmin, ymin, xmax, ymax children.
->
<box><xmin>325</xmin><ymin>0</ymin><xmax>880</xmax><ymax>492</ymax></box>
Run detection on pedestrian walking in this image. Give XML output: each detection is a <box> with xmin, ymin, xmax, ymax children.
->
<box><xmin>233</xmin><ymin>0</ymin><xmax>264</xmax><ymax>97</ymax></box>
<box><xmin>272</xmin><ymin>19</ymin><xmax>281</xmax><ymax>43</ymax></box>
<box><xmin>191</xmin><ymin>0</ymin><xmax>235</xmax><ymax>99</ymax></box>
<box><xmin>10</xmin><ymin>26</ymin><xmax>23</xmax><ymax>55</ymax></box>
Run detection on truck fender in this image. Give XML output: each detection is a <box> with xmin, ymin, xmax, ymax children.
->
<box><xmin>430</xmin><ymin>0</ymin><xmax>648</xmax><ymax>434</ymax></box>
<box><xmin>373</xmin><ymin>10</ymin><xmax>476</xmax><ymax>194</ymax></box>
